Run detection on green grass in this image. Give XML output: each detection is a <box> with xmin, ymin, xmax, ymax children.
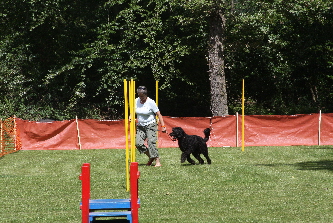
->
<box><xmin>1</xmin><ymin>146</ymin><xmax>333</xmax><ymax>222</ymax></box>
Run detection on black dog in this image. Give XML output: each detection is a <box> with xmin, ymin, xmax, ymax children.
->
<box><xmin>169</xmin><ymin>127</ymin><xmax>211</xmax><ymax>165</ymax></box>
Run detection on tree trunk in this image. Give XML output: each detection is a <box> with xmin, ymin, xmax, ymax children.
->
<box><xmin>208</xmin><ymin>7</ymin><xmax>228</xmax><ymax>116</ymax></box>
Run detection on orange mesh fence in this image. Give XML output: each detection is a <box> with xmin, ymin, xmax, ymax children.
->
<box><xmin>320</xmin><ymin>113</ymin><xmax>333</xmax><ymax>145</ymax></box>
<box><xmin>210</xmin><ymin>116</ymin><xmax>238</xmax><ymax>147</ymax></box>
<box><xmin>243</xmin><ymin>114</ymin><xmax>319</xmax><ymax>146</ymax></box>
<box><xmin>16</xmin><ymin>118</ymin><xmax>127</xmax><ymax>150</ymax></box>
<box><xmin>0</xmin><ymin>117</ymin><xmax>21</xmax><ymax>157</ymax></box>
<box><xmin>16</xmin><ymin>119</ymin><xmax>78</xmax><ymax>150</ymax></box>
<box><xmin>13</xmin><ymin>113</ymin><xmax>333</xmax><ymax>150</ymax></box>
<box><xmin>78</xmin><ymin>119</ymin><xmax>125</xmax><ymax>149</ymax></box>
<box><xmin>158</xmin><ymin>116</ymin><xmax>211</xmax><ymax>148</ymax></box>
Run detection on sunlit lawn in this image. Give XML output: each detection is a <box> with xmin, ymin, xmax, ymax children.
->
<box><xmin>1</xmin><ymin>146</ymin><xmax>333</xmax><ymax>222</ymax></box>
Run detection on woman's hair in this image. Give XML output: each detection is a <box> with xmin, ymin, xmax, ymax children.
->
<box><xmin>137</xmin><ymin>86</ymin><xmax>147</xmax><ymax>95</ymax></box>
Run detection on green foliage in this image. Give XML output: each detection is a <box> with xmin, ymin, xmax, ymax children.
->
<box><xmin>1</xmin><ymin>0</ymin><xmax>213</xmax><ymax>119</ymax></box>
<box><xmin>226</xmin><ymin>0</ymin><xmax>333</xmax><ymax>115</ymax></box>
<box><xmin>1</xmin><ymin>0</ymin><xmax>333</xmax><ymax>119</ymax></box>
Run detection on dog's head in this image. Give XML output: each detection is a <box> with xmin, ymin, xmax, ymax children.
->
<box><xmin>169</xmin><ymin>127</ymin><xmax>186</xmax><ymax>141</ymax></box>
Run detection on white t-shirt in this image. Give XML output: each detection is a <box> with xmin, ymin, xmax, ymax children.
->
<box><xmin>135</xmin><ymin>97</ymin><xmax>159</xmax><ymax>126</ymax></box>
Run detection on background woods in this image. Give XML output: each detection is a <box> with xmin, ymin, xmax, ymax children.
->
<box><xmin>1</xmin><ymin>0</ymin><xmax>332</xmax><ymax>120</ymax></box>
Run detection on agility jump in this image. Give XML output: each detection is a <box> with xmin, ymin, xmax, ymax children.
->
<box><xmin>80</xmin><ymin>162</ymin><xmax>140</xmax><ymax>223</ymax></box>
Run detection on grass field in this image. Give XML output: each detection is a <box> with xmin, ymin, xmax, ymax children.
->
<box><xmin>1</xmin><ymin>146</ymin><xmax>333</xmax><ymax>223</ymax></box>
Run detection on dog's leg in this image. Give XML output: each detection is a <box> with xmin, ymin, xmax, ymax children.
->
<box><xmin>186</xmin><ymin>155</ymin><xmax>196</xmax><ymax>165</ymax></box>
<box><xmin>193</xmin><ymin>153</ymin><xmax>205</xmax><ymax>164</ymax></box>
<box><xmin>205</xmin><ymin>155</ymin><xmax>211</xmax><ymax>164</ymax></box>
<box><xmin>202</xmin><ymin>150</ymin><xmax>211</xmax><ymax>164</ymax></box>
<box><xmin>180</xmin><ymin>152</ymin><xmax>187</xmax><ymax>163</ymax></box>
<box><xmin>181</xmin><ymin>152</ymin><xmax>195</xmax><ymax>165</ymax></box>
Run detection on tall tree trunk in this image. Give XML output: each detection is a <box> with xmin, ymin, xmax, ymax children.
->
<box><xmin>208</xmin><ymin>7</ymin><xmax>228</xmax><ymax>116</ymax></box>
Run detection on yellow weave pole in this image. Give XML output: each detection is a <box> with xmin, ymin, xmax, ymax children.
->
<box><xmin>132</xmin><ymin>80</ymin><xmax>136</xmax><ymax>162</ymax></box>
<box><xmin>241</xmin><ymin>79</ymin><xmax>245</xmax><ymax>152</ymax></box>
<box><xmin>156</xmin><ymin>81</ymin><xmax>159</xmax><ymax>106</ymax></box>
<box><xmin>130</xmin><ymin>79</ymin><xmax>136</xmax><ymax>162</ymax></box>
<box><xmin>156</xmin><ymin>81</ymin><xmax>159</xmax><ymax>147</ymax></box>
<box><xmin>129</xmin><ymin>80</ymin><xmax>132</xmax><ymax>164</ymax></box>
<box><xmin>129</xmin><ymin>80</ymin><xmax>132</xmax><ymax>162</ymax></box>
<box><xmin>124</xmin><ymin>79</ymin><xmax>130</xmax><ymax>191</ymax></box>
<box><xmin>133</xmin><ymin>80</ymin><xmax>136</xmax><ymax>162</ymax></box>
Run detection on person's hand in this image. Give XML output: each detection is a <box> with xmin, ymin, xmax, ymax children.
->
<box><xmin>161</xmin><ymin>126</ymin><xmax>167</xmax><ymax>133</ymax></box>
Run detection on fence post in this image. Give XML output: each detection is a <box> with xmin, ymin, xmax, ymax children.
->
<box><xmin>318</xmin><ymin>110</ymin><xmax>322</xmax><ymax>145</ymax></box>
<box><xmin>76</xmin><ymin>116</ymin><xmax>82</xmax><ymax>150</ymax></box>
<box><xmin>236</xmin><ymin>112</ymin><xmax>239</xmax><ymax>147</ymax></box>
<box><xmin>0</xmin><ymin>119</ymin><xmax>3</xmax><ymax>156</ymax></box>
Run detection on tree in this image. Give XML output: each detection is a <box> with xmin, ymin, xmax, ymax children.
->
<box><xmin>1</xmin><ymin>0</ymin><xmax>332</xmax><ymax>120</ymax></box>
<box><xmin>225</xmin><ymin>0</ymin><xmax>333</xmax><ymax>115</ymax></box>
<box><xmin>208</xmin><ymin>0</ymin><xmax>228</xmax><ymax>116</ymax></box>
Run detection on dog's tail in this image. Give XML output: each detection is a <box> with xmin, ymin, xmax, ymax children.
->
<box><xmin>203</xmin><ymin>128</ymin><xmax>211</xmax><ymax>142</ymax></box>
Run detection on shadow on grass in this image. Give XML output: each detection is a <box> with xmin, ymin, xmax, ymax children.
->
<box><xmin>257</xmin><ymin>160</ymin><xmax>333</xmax><ymax>172</ymax></box>
<box><xmin>295</xmin><ymin>160</ymin><xmax>333</xmax><ymax>171</ymax></box>
<box><xmin>303</xmin><ymin>146</ymin><xmax>333</xmax><ymax>150</ymax></box>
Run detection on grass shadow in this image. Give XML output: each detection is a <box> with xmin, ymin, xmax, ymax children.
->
<box><xmin>303</xmin><ymin>146</ymin><xmax>333</xmax><ymax>150</ymax></box>
<box><xmin>295</xmin><ymin>160</ymin><xmax>333</xmax><ymax>171</ymax></box>
<box><xmin>257</xmin><ymin>160</ymin><xmax>333</xmax><ymax>172</ymax></box>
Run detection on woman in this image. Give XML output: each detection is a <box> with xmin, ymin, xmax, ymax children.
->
<box><xmin>135</xmin><ymin>86</ymin><xmax>166</xmax><ymax>167</ymax></box>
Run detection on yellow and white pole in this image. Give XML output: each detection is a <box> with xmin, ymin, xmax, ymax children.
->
<box><xmin>76</xmin><ymin>116</ymin><xmax>82</xmax><ymax>150</ymax></box>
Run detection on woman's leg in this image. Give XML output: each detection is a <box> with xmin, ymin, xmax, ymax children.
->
<box><xmin>135</xmin><ymin>125</ymin><xmax>149</xmax><ymax>155</ymax></box>
<box><xmin>146</xmin><ymin>123</ymin><xmax>161</xmax><ymax>166</ymax></box>
<box><xmin>136</xmin><ymin>125</ymin><xmax>155</xmax><ymax>165</ymax></box>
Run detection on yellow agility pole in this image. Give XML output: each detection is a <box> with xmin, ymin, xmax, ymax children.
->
<box><xmin>156</xmin><ymin>81</ymin><xmax>159</xmax><ymax>148</ymax></box>
<box><xmin>125</xmin><ymin>79</ymin><xmax>136</xmax><ymax>191</ymax></box>
<box><xmin>156</xmin><ymin>81</ymin><xmax>159</xmax><ymax>106</ymax></box>
<box><xmin>130</xmin><ymin>79</ymin><xmax>136</xmax><ymax>163</ymax></box>
<box><xmin>124</xmin><ymin>79</ymin><xmax>130</xmax><ymax>191</ymax></box>
<box><xmin>242</xmin><ymin>79</ymin><xmax>245</xmax><ymax>152</ymax></box>
<box><xmin>131</xmin><ymin>80</ymin><xmax>136</xmax><ymax>162</ymax></box>
<box><xmin>129</xmin><ymin>80</ymin><xmax>133</xmax><ymax>163</ymax></box>
<box><xmin>129</xmin><ymin>80</ymin><xmax>133</xmax><ymax>164</ymax></box>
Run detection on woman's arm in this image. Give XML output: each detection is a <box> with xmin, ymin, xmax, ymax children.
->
<box><xmin>156</xmin><ymin>111</ymin><xmax>166</xmax><ymax>133</ymax></box>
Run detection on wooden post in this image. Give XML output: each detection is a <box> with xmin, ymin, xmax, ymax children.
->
<box><xmin>241</xmin><ymin>79</ymin><xmax>245</xmax><ymax>151</ymax></box>
<box><xmin>0</xmin><ymin>118</ymin><xmax>3</xmax><ymax>155</ymax></box>
<box><xmin>236</xmin><ymin>112</ymin><xmax>239</xmax><ymax>147</ymax></box>
<box><xmin>156</xmin><ymin>81</ymin><xmax>159</xmax><ymax>148</ymax></box>
<box><xmin>76</xmin><ymin>116</ymin><xmax>82</xmax><ymax>150</ymax></box>
<box><xmin>13</xmin><ymin>116</ymin><xmax>17</xmax><ymax>151</ymax></box>
<box><xmin>318</xmin><ymin>110</ymin><xmax>322</xmax><ymax>145</ymax></box>
<box><xmin>80</xmin><ymin>163</ymin><xmax>90</xmax><ymax>223</ymax></box>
